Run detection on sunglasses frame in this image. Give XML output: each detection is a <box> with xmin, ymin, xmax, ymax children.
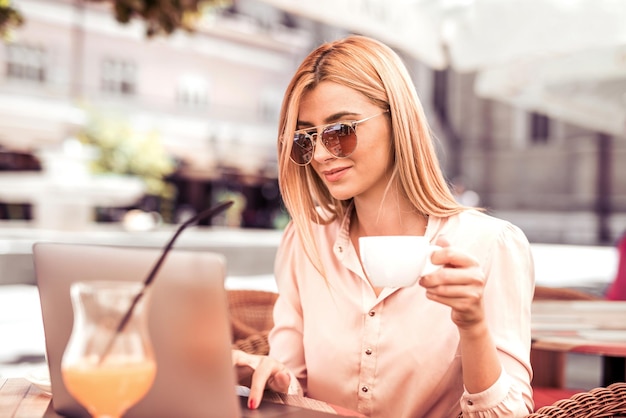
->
<box><xmin>290</xmin><ymin>110</ymin><xmax>389</xmax><ymax>166</ymax></box>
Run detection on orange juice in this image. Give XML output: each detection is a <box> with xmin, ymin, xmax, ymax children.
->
<box><xmin>62</xmin><ymin>358</ymin><xmax>156</xmax><ymax>418</ymax></box>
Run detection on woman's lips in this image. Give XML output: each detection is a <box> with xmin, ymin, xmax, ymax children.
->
<box><xmin>323</xmin><ymin>166</ymin><xmax>350</xmax><ymax>182</ymax></box>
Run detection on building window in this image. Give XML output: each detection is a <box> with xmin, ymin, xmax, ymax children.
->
<box><xmin>176</xmin><ymin>75</ymin><xmax>209</xmax><ymax>109</ymax></box>
<box><xmin>5</xmin><ymin>43</ymin><xmax>47</xmax><ymax>82</ymax></box>
<box><xmin>101</xmin><ymin>58</ymin><xmax>136</xmax><ymax>95</ymax></box>
<box><xmin>530</xmin><ymin>112</ymin><xmax>550</xmax><ymax>143</ymax></box>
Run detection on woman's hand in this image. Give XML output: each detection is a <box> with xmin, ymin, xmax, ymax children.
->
<box><xmin>419</xmin><ymin>236</ymin><xmax>487</xmax><ymax>331</ymax></box>
<box><xmin>232</xmin><ymin>349</ymin><xmax>292</xmax><ymax>409</ymax></box>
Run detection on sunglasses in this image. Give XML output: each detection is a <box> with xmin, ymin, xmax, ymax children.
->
<box><xmin>290</xmin><ymin>110</ymin><xmax>389</xmax><ymax>166</ymax></box>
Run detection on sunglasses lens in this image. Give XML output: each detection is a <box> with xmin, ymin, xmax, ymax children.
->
<box><xmin>322</xmin><ymin>123</ymin><xmax>356</xmax><ymax>158</ymax></box>
<box><xmin>291</xmin><ymin>132</ymin><xmax>314</xmax><ymax>165</ymax></box>
<box><xmin>291</xmin><ymin>123</ymin><xmax>357</xmax><ymax>165</ymax></box>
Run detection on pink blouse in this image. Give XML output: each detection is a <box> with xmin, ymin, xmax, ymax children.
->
<box><xmin>269</xmin><ymin>208</ymin><xmax>535</xmax><ymax>418</ymax></box>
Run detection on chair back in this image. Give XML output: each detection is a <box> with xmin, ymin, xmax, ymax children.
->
<box><xmin>227</xmin><ymin>289</ymin><xmax>278</xmax><ymax>355</ymax></box>
<box><xmin>526</xmin><ymin>382</ymin><xmax>626</xmax><ymax>417</ymax></box>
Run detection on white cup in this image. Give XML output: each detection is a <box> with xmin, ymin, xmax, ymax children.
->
<box><xmin>359</xmin><ymin>235</ymin><xmax>442</xmax><ymax>288</ymax></box>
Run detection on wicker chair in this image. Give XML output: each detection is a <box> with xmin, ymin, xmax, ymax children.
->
<box><xmin>227</xmin><ymin>289</ymin><xmax>278</xmax><ymax>355</ymax></box>
<box><xmin>526</xmin><ymin>382</ymin><xmax>626</xmax><ymax>417</ymax></box>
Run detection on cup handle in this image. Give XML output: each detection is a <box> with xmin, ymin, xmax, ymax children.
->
<box><xmin>421</xmin><ymin>245</ymin><xmax>442</xmax><ymax>276</ymax></box>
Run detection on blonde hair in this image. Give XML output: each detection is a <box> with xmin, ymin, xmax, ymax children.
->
<box><xmin>277</xmin><ymin>35</ymin><xmax>464</xmax><ymax>275</ymax></box>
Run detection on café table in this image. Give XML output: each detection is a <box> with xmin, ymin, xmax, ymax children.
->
<box><xmin>0</xmin><ymin>377</ymin><xmax>364</xmax><ymax>418</ymax></box>
<box><xmin>531</xmin><ymin>300</ymin><xmax>626</xmax><ymax>388</ymax></box>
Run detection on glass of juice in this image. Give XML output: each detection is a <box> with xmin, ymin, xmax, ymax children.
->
<box><xmin>62</xmin><ymin>281</ymin><xmax>156</xmax><ymax>418</ymax></box>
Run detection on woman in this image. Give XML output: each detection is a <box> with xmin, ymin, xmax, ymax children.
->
<box><xmin>233</xmin><ymin>35</ymin><xmax>534</xmax><ymax>418</ymax></box>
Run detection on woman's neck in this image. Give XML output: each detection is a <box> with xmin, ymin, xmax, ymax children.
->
<box><xmin>350</xmin><ymin>194</ymin><xmax>428</xmax><ymax>238</ymax></box>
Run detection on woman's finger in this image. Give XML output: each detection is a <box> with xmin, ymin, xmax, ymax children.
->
<box><xmin>232</xmin><ymin>349</ymin><xmax>260</xmax><ymax>368</ymax></box>
<box><xmin>232</xmin><ymin>349</ymin><xmax>261</xmax><ymax>386</ymax></box>
<box><xmin>430</xmin><ymin>246</ymin><xmax>478</xmax><ymax>269</ymax></box>
<box><xmin>267</xmin><ymin>369</ymin><xmax>291</xmax><ymax>393</ymax></box>
<box><xmin>247</xmin><ymin>356</ymin><xmax>291</xmax><ymax>409</ymax></box>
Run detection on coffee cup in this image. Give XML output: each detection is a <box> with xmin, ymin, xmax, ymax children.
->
<box><xmin>359</xmin><ymin>235</ymin><xmax>441</xmax><ymax>288</ymax></box>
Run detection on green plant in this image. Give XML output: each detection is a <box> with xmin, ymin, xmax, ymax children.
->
<box><xmin>1</xmin><ymin>0</ymin><xmax>231</xmax><ymax>41</ymax></box>
<box><xmin>0</xmin><ymin>0</ymin><xmax>23</xmax><ymax>40</ymax></box>
<box><xmin>106</xmin><ymin>0</ymin><xmax>231</xmax><ymax>37</ymax></box>
<box><xmin>76</xmin><ymin>112</ymin><xmax>177</xmax><ymax>200</ymax></box>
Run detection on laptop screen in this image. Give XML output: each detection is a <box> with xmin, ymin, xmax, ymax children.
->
<box><xmin>33</xmin><ymin>242</ymin><xmax>241</xmax><ymax>418</ymax></box>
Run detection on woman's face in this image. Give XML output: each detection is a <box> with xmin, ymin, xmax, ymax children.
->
<box><xmin>297</xmin><ymin>81</ymin><xmax>393</xmax><ymax>202</ymax></box>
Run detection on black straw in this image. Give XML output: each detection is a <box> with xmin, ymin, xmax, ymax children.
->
<box><xmin>99</xmin><ymin>200</ymin><xmax>234</xmax><ymax>363</ymax></box>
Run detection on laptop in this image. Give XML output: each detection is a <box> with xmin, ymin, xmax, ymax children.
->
<box><xmin>33</xmin><ymin>242</ymin><xmax>339</xmax><ymax>418</ymax></box>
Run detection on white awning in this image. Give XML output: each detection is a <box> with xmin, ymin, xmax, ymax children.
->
<box><xmin>259</xmin><ymin>0</ymin><xmax>626</xmax><ymax>137</ymax></box>
<box><xmin>475</xmin><ymin>46</ymin><xmax>626</xmax><ymax>136</ymax></box>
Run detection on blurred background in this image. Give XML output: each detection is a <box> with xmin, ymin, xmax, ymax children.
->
<box><xmin>0</xmin><ymin>0</ymin><xmax>625</xmax><ymax>390</ymax></box>
<box><xmin>0</xmin><ymin>0</ymin><xmax>624</xmax><ymax>279</ymax></box>
<box><xmin>1</xmin><ymin>0</ymin><xmax>625</xmax><ymax>240</ymax></box>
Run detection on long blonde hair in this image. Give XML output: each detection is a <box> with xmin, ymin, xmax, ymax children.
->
<box><xmin>277</xmin><ymin>35</ymin><xmax>464</xmax><ymax>275</ymax></box>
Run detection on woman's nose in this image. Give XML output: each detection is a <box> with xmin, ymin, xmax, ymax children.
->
<box><xmin>312</xmin><ymin>136</ymin><xmax>334</xmax><ymax>163</ymax></box>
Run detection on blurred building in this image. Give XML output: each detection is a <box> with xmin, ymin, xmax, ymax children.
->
<box><xmin>1</xmin><ymin>0</ymin><xmax>625</xmax><ymax>243</ymax></box>
<box><xmin>0</xmin><ymin>0</ymin><xmax>315</xmax><ymax>227</ymax></box>
<box><xmin>434</xmin><ymin>69</ymin><xmax>626</xmax><ymax>245</ymax></box>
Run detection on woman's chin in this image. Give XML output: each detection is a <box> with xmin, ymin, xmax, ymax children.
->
<box><xmin>327</xmin><ymin>188</ymin><xmax>355</xmax><ymax>202</ymax></box>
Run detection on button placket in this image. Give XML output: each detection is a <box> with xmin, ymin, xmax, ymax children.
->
<box><xmin>357</xmin><ymin>303</ymin><xmax>381</xmax><ymax>416</ymax></box>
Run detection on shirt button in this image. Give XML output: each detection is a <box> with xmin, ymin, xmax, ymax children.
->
<box><xmin>368</xmin><ymin>311</ymin><xmax>375</xmax><ymax>317</ymax></box>
<box><xmin>365</xmin><ymin>348</ymin><xmax>372</xmax><ymax>355</ymax></box>
<box><xmin>361</xmin><ymin>386</ymin><xmax>369</xmax><ymax>393</ymax></box>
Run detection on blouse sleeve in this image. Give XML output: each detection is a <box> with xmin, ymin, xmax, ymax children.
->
<box><xmin>460</xmin><ymin>221</ymin><xmax>535</xmax><ymax>417</ymax></box>
<box><xmin>268</xmin><ymin>222</ymin><xmax>308</xmax><ymax>394</ymax></box>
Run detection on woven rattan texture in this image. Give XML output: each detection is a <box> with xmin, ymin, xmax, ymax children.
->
<box><xmin>227</xmin><ymin>289</ymin><xmax>278</xmax><ymax>355</ymax></box>
<box><xmin>526</xmin><ymin>382</ymin><xmax>626</xmax><ymax>417</ymax></box>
